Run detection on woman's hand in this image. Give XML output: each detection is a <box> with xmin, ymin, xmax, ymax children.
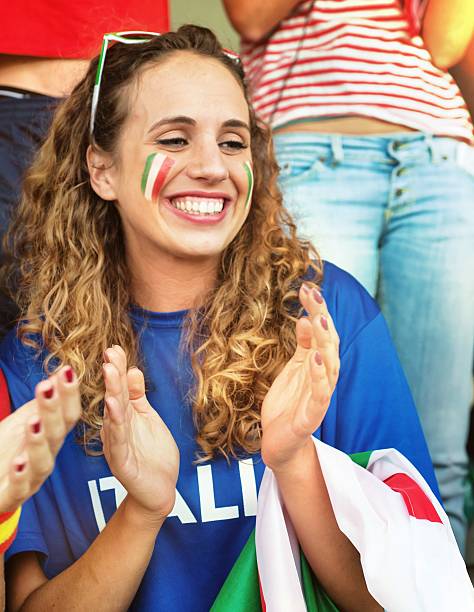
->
<box><xmin>0</xmin><ymin>366</ymin><xmax>81</xmax><ymax>513</ymax></box>
<box><xmin>261</xmin><ymin>284</ymin><xmax>339</xmax><ymax>472</ymax></box>
<box><xmin>101</xmin><ymin>346</ymin><xmax>179</xmax><ymax>522</ymax></box>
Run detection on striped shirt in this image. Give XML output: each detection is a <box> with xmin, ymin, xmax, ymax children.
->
<box><xmin>241</xmin><ymin>0</ymin><xmax>473</xmax><ymax>142</ymax></box>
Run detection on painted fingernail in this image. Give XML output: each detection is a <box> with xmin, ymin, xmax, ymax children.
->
<box><xmin>43</xmin><ymin>386</ymin><xmax>54</xmax><ymax>399</ymax></box>
<box><xmin>312</xmin><ymin>289</ymin><xmax>323</xmax><ymax>304</ymax></box>
<box><xmin>321</xmin><ymin>315</ymin><xmax>328</xmax><ymax>330</ymax></box>
<box><xmin>64</xmin><ymin>367</ymin><xmax>74</xmax><ymax>383</ymax></box>
<box><xmin>31</xmin><ymin>421</ymin><xmax>41</xmax><ymax>435</ymax></box>
<box><xmin>301</xmin><ymin>283</ymin><xmax>311</xmax><ymax>294</ymax></box>
<box><xmin>15</xmin><ymin>462</ymin><xmax>26</xmax><ymax>473</ymax></box>
<box><xmin>314</xmin><ymin>351</ymin><xmax>323</xmax><ymax>366</ymax></box>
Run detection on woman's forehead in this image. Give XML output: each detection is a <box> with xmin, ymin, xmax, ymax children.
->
<box><xmin>129</xmin><ymin>54</ymin><xmax>249</xmax><ymax>125</ymax></box>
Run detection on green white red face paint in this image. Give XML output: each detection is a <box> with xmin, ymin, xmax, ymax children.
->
<box><xmin>243</xmin><ymin>160</ymin><xmax>254</xmax><ymax>210</ymax></box>
<box><xmin>141</xmin><ymin>153</ymin><xmax>175</xmax><ymax>202</ymax></box>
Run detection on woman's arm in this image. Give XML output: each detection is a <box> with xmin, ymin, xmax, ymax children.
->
<box><xmin>222</xmin><ymin>0</ymin><xmax>301</xmax><ymax>42</ymax></box>
<box><xmin>422</xmin><ymin>0</ymin><xmax>474</xmax><ymax>69</ymax></box>
<box><xmin>261</xmin><ymin>286</ymin><xmax>382</xmax><ymax>611</ymax></box>
<box><xmin>450</xmin><ymin>34</ymin><xmax>474</xmax><ymax>118</ymax></box>
<box><xmin>6</xmin><ymin>497</ymin><xmax>163</xmax><ymax>611</ymax></box>
<box><xmin>6</xmin><ymin>348</ymin><xmax>179</xmax><ymax>612</ymax></box>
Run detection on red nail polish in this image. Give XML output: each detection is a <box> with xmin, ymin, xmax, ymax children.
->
<box><xmin>321</xmin><ymin>315</ymin><xmax>328</xmax><ymax>330</ymax></box>
<box><xmin>64</xmin><ymin>367</ymin><xmax>74</xmax><ymax>383</ymax></box>
<box><xmin>312</xmin><ymin>289</ymin><xmax>323</xmax><ymax>304</ymax></box>
<box><xmin>43</xmin><ymin>386</ymin><xmax>54</xmax><ymax>399</ymax></box>
<box><xmin>15</xmin><ymin>462</ymin><xmax>26</xmax><ymax>473</ymax></box>
<box><xmin>31</xmin><ymin>421</ymin><xmax>41</xmax><ymax>434</ymax></box>
<box><xmin>314</xmin><ymin>351</ymin><xmax>323</xmax><ymax>366</ymax></box>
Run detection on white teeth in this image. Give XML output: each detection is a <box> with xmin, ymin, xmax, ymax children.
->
<box><xmin>170</xmin><ymin>197</ymin><xmax>225</xmax><ymax>215</ymax></box>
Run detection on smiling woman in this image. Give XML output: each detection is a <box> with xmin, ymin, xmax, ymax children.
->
<box><xmin>0</xmin><ymin>24</ymin><xmax>462</xmax><ymax>612</ymax></box>
<box><xmin>90</xmin><ymin>50</ymin><xmax>254</xmax><ymax>261</ymax></box>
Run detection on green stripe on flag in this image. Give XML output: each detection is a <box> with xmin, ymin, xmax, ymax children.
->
<box><xmin>211</xmin><ymin>529</ymin><xmax>262</xmax><ymax>612</ymax></box>
<box><xmin>244</xmin><ymin>161</ymin><xmax>254</xmax><ymax>210</ymax></box>
<box><xmin>349</xmin><ymin>451</ymin><xmax>372</xmax><ymax>469</ymax></box>
<box><xmin>301</xmin><ymin>553</ymin><xmax>340</xmax><ymax>612</ymax></box>
<box><xmin>141</xmin><ymin>153</ymin><xmax>155</xmax><ymax>194</ymax></box>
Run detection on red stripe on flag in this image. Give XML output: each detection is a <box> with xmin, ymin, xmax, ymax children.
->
<box><xmin>151</xmin><ymin>157</ymin><xmax>174</xmax><ymax>201</ymax></box>
<box><xmin>383</xmin><ymin>473</ymin><xmax>442</xmax><ymax>523</ymax></box>
<box><xmin>0</xmin><ymin>369</ymin><xmax>11</xmax><ymax>421</ymax></box>
<box><xmin>258</xmin><ymin>577</ymin><xmax>267</xmax><ymax>612</ymax></box>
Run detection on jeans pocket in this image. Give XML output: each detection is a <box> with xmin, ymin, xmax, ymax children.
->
<box><xmin>276</xmin><ymin>147</ymin><xmax>330</xmax><ymax>186</ymax></box>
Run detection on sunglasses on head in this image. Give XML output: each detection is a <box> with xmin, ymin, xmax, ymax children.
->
<box><xmin>90</xmin><ymin>30</ymin><xmax>241</xmax><ymax>137</ymax></box>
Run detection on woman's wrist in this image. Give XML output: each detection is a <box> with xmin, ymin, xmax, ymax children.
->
<box><xmin>266</xmin><ymin>437</ymin><xmax>317</xmax><ymax>479</ymax></box>
<box><xmin>120</xmin><ymin>496</ymin><xmax>168</xmax><ymax>534</ymax></box>
<box><xmin>0</xmin><ymin>506</ymin><xmax>21</xmax><ymax>554</ymax></box>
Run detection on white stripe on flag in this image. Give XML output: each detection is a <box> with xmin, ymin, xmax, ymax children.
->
<box><xmin>256</xmin><ymin>470</ymin><xmax>306</xmax><ymax>612</ymax></box>
<box><xmin>144</xmin><ymin>154</ymin><xmax>167</xmax><ymax>201</ymax></box>
<box><xmin>256</xmin><ymin>438</ymin><xmax>474</xmax><ymax>612</ymax></box>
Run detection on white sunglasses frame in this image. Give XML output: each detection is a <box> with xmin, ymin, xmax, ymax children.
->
<box><xmin>89</xmin><ymin>30</ymin><xmax>241</xmax><ymax>138</ymax></box>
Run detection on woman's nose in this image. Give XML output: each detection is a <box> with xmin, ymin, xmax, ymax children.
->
<box><xmin>186</xmin><ymin>142</ymin><xmax>229</xmax><ymax>183</ymax></box>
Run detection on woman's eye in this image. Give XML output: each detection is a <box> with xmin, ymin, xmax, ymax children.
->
<box><xmin>220</xmin><ymin>140</ymin><xmax>247</xmax><ymax>151</ymax></box>
<box><xmin>156</xmin><ymin>137</ymin><xmax>188</xmax><ymax>147</ymax></box>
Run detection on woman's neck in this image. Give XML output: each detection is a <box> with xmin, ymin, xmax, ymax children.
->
<box><xmin>128</xmin><ymin>251</ymin><xmax>219</xmax><ymax>313</ymax></box>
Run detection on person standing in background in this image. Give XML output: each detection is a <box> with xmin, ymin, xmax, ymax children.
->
<box><xmin>223</xmin><ymin>0</ymin><xmax>474</xmax><ymax>554</ymax></box>
<box><xmin>0</xmin><ymin>1</ymin><xmax>169</xmax><ymax>333</ymax></box>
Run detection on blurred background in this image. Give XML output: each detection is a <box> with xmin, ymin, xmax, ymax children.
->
<box><xmin>171</xmin><ymin>0</ymin><xmax>238</xmax><ymax>51</ymax></box>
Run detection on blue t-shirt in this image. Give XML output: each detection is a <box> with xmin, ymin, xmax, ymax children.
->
<box><xmin>0</xmin><ymin>263</ymin><xmax>439</xmax><ymax>611</ymax></box>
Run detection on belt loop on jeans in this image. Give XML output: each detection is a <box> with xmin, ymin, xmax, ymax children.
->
<box><xmin>424</xmin><ymin>133</ymin><xmax>440</xmax><ymax>163</ymax></box>
<box><xmin>330</xmin><ymin>134</ymin><xmax>344</xmax><ymax>166</ymax></box>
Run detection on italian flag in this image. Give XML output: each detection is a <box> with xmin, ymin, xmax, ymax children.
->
<box><xmin>211</xmin><ymin>439</ymin><xmax>474</xmax><ymax>611</ymax></box>
<box><xmin>141</xmin><ymin>153</ymin><xmax>174</xmax><ymax>201</ymax></box>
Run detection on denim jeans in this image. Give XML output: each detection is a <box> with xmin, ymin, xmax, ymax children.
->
<box><xmin>275</xmin><ymin>131</ymin><xmax>474</xmax><ymax>553</ymax></box>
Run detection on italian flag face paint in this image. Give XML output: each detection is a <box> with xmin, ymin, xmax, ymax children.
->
<box><xmin>141</xmin><ymin>153</ymin><xmax>175</xmax><ymax>202</ymax></box>
<box><xmin>244</xmin><ymin>160</ymin><xmax>254</xmax><ymax>210</ymax></box>
<box><xmin>211</xmin><ymin>439</ymin><xmax>473</xmax><ymax>611</ymax></box>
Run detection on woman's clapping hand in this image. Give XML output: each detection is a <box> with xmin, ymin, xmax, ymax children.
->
<box><xmin>261</xmin><ymin>284</ymin><xmax>340</xmax><ymax>472</ymax></box>
<box><xmin>101</xmin><ymin>346</ymin><xmax>179</xmax><ymax>522</ymax></box>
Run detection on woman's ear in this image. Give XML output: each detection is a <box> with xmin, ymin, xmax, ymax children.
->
<box><xmin>86</xmin><ymin>145</ymin><xmax>118</xmax><ymax>201</ymax></box>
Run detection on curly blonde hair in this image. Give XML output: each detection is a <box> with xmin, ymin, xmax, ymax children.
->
<box><xmin>2</xmin><ymin>25</ymin><xmax>322</xmax><ymax>460</ymax></box>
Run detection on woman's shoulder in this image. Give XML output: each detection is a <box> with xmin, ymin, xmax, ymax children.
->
<box><xmin>319</xmin><ymin>261</ymin><xmax>381</xmax><ymax>354</ymax></box>
<box><xmin>0</xmin><ymin>326</ymin><xmax>46</xmax><ymax>406</ymax></box>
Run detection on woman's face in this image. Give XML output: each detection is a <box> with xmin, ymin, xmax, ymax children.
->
<box><xmin>101</xmin><ymin>53</ymin><xmax>253</xmax><ymax>268</ymax></box>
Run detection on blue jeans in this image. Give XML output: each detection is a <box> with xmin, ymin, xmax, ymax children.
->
<box><xmin>275</xmin><ymin>131</ymin><xmax>474</xmax><ymax>553</ymax></box>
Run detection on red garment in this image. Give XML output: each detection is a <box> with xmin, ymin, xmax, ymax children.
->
<box><xmin>1</xmin><ymin>1</ymin><xmax>169</xmax><ymax>59</ymax></box>
<box><xmin>241</xmin><ymin>0</ymin><xmax>472</xmax><ymax>141</ymax></box>
<box><xmin>0</xmin><ymin>369</ymin><xmax>11</xmax><ymax>420</ymax></box>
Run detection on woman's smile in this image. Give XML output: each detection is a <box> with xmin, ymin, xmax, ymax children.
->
<box><xmin>162</xmin><ymin>190</ymin><xmax>232</xmax><ymax>224</ymax></box>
